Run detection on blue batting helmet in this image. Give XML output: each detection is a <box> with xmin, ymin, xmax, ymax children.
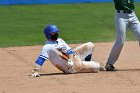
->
<box><xmin>44</xmin><ymin>25</ymin><xmax>59</xmax><ymax>39</ymax></box>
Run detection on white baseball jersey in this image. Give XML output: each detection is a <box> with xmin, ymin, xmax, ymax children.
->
<box><xmin>38</xmin><ymin>38</ymin><xmax>73</xmax><ymax>72</ymax></box>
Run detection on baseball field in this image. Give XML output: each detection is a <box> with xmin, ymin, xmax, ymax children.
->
<box><xmin>0</xmin><ymin>3</ymin><xmax>140</xmax><ymax>93</ymax></box>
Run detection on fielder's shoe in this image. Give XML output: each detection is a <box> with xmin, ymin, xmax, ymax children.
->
<box><xmin>105</xmin><ymin>64</ymin><xmax>118</xmax><ymax>71</ymax></box>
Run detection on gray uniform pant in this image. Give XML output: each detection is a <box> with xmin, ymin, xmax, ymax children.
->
<box><xmin>107</xmin><ymin>10</ymin><xmax>140</xmax><ymax>65</ymax></box>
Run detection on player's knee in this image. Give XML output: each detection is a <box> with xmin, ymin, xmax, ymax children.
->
<box><xmin>115</xmin><ymin>41</ymin><xmax>124</xmax><ymax>47</ymax></box>
<box><xmin>86</xmin><ymin>42</ymin><xmax>94</xmax><ymax>49</ymax></box>
<box><xmin>88</xmin><ymin>42</ymin><xmax>94</xmax><ymax>46</ymax></box>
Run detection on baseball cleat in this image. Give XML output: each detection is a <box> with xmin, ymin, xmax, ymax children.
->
<box><xmin>105</xmin><ymin>64</ymin><xmax>118</xmax><ymax>71</ymax></box>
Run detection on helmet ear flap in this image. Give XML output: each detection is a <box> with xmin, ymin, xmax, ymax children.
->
<box><xmin>44</xmin><ymin>33</ymin><xmax>51</xmax><ymax>39</ymax></box>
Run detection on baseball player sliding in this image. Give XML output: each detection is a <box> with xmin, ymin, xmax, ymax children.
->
<box><xmin>31</xmin><ymin>25</ymin><xmax>103</xmax><ymax>77</ymax></box>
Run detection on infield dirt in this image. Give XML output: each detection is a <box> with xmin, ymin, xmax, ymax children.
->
<box><xmin>0</xmin><ymin>41</ymin><xmax>140</xmax><ymax>93</ymax></box>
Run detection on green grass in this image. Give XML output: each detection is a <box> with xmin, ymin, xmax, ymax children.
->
<box><xmin>0</xmin><ymin>3</ymin><xmax>140</xmax><ymax>47</ymax></box>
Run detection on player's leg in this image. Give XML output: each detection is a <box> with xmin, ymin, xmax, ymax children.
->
<box><xmin>77</xmin><ymin>61</ymin><xmax>100</xmax><ymax>73</ymax></box>
<box><xmin>129</xmin><ymin>13</ymin><xmax>140</xmax><ymax>46</ymax></box>
<box><xmin>106</xmin><ymin>13</ymin><xmax>128</xmax><ymax>71</ymax></box>
<box><xmin>74</xmin><ymin>42</ymin><xmax>94</xmax><ymax>61</ymax></box>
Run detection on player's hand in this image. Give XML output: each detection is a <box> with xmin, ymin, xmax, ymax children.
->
<box><xmin>31</xmin><ymin>71</ymin><xmax>40</xmax><ymax>77</ymax></box>
<box><xmin>67</xmin><ymin>58</ymin><xmax>74</xmax><ymax>67</ymax></box>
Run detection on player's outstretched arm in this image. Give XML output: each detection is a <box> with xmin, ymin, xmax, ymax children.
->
<box><xmin>30</xmin><ymin>57</ymin><xmax>45</xmax><ymax>77</ymax></box>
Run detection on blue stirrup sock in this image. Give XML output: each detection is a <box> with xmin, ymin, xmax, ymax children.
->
<box><xmin>85</xmin><ymin>54</ymin><xmax>92</xmax><ymax>61</ymax></box>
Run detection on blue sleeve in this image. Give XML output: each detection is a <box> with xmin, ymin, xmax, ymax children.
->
<box><xmin>35</xmin><ymin>57</ymin><xmax>45</xmax><ymax>66</ymax></box>
<box><xmin>67</xmin><ymin>49</ymin><xmax>74</xmax><ymax>55</ymax></box>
